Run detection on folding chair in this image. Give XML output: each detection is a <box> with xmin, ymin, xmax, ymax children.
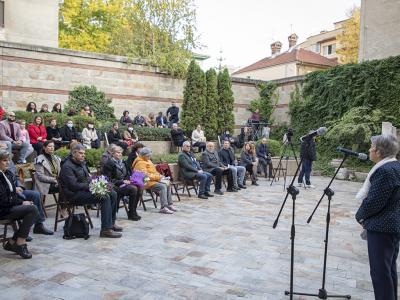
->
<box><xmin>0</xmin><ymin>219</ymin><xmax>18</xmax><ymax>246</ymax></box>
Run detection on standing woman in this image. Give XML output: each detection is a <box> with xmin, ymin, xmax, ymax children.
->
<box><xmin>356</xmin><ymin>134</ymin><xmax>400</xmax><ymax>300</ymax></box>
<box><xmin>239</xmin><ymin>142</ymin><xmax>259</xmax><ymax>186</ymax></box>
<box><xmin>28</xmin><ymin>116</ymin><xmax>47</xmax><ymax>155</ymax></box>
<box><xmin>26</xmin><ymin>102</ymin><xmax>38</xmax><ymax>113</ymax></box>
<box><xmin>0</xmin><ymin>150</ymin><xmax>39</xmax><ymax>259</ymax></box>
<box><xmin>103</xmin><ymin>146</ymin><xmax>141</xmax><ymax>221</ymax></box>
<box><xmin>33</xmin><ymin>141</ymin><xmax>61</xmax><ymax>196</ymax></box>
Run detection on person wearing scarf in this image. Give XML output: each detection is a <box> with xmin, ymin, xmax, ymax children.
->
<box><xmin>355</xmin><ymin>134</ymin><xmax>400</xmax><ymax>300</ymax></box>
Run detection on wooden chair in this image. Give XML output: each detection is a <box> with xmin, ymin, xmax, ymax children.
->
<box><xmin>29</xmin><ymin>169</ymin><xmax>58</xmax><ymax>218</ymax></box>
<box><xmin>140</xmin><ymin>189</ymin><xmax>157</xmax><ymax>211</ymax></box>
<box><xmin>0</xmin><ymin>219</ymin><xmax>17</xmax><ymax>246</ymax></box>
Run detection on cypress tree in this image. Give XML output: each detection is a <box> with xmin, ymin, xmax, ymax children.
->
<box><xmin>181</xmin><ymin>60</ymin><xmax>206</xmax><ymax>133</ymax></box>
<box><xmin>217</xmin><ymin>68</ymin><xmax>235</xmax><ymax>134</ymax></box>
<box><xmin>204</xmin><ymin>68</ymin><xmax>219</xmax><ymax>140</ymax></box>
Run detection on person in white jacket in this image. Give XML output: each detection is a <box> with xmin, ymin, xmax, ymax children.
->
<box><xmin>81</xmin><ymin>121</ymin><xmax>100</xmax><ymax>149</ymax></box>
<box><xmin>191</xmin><ymin>124</ymin><xmax>206</xmax><ymax>152</ymax></box>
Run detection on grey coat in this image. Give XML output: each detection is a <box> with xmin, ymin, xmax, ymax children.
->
<box><xmin>178</xmin><ymin>151</ymin><xmax>201</xmax><ymax>179</ymax></box>
<box><xmin>201</xmin><ymin>150</ymin><xmax>224</xmax><ymax>172</ymax></box>
<box><xmin>34</xmin><ymin>154</ymin><xmax>61</xmax><ymax>195</ymax></box>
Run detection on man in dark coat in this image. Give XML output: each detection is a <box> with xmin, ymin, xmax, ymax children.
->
<box><xmin>170</xmin><ymin>123</ymin><xmax>186</xmax><ymax>147</ymax></box>
<box><xmin>59</xmin><ymin>144</ymin><xmax>122</xmax><ymax>238</ymax></box>
<box><xmin>256</xmin><ymin>138</ymin><xmax>274</xmax><ymax>178</ymax></box>
<box><xmin>178</xmin><ymin>141</ymin><xmax>212</xmax><ymax>199</ymax></box>
<box><xmin>166</xmin><ymin>101</ymin><xmax>179</xmax><ymax>127</ymax></box>
<box><xmin>297</xmin><ymin>135</ymin><xmax>317</xmax><ymax>188</ymax></box>
<box><xmin>218</xmin><ymin>140</ymin><xmax>246</xmax><ymax>189</ymax></box>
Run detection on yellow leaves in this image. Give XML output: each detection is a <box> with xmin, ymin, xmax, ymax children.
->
<box><xmin>336</xmin><ymin>6</ymin><xmax>361</xmax><ymax>64</ymax></box>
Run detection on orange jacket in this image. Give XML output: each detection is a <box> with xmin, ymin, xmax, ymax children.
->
<box><xmin>132</xmin><ymin>156</ymin><xmax>161</xmax><ymax>189</ymax></box>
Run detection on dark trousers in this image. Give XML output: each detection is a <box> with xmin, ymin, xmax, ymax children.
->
<box><xmin>209</xmin><ymin>168</ymin><xmax>234</xmax><ymax>190</ymax></box>
<box><xmin>22</xmin><ymin>189</ymin><xmax>45</xmax><ymax>224</ymax></box>
<box><xmin>91</xmin><ymin>139</ymin><xmax>101</xmax><ymax>149</ymax></box>
<box><xmin>298</xmin><ymin>159</ymin><xmax>312</xmax><ymax>185</ymax></box>
<box><xmin>367</xmin><ymin>230</ymin><xmax>400</xmax><ymax>300</ymax></box>
<box><xmin>116</xmin><ymin>185</ymin><xmax>140</xmax><ymax>215</ymax></box>
<box><xmin>71</xmin><ymin>190</ymin><xmax>118</xmax><ymax>230</ymax></box>
<box><xmin>257</xmin><ymin>157</ymin><xmax>273</xmax><ymax>178</ymax></box>
<box><xmin>194</xmin><ymin>172</ymin><xmax>212</xmax><ymax>195</ymax></box>
<box><xmin>0</xmin><ymin>205</ymin><xmax>39</xmax><ymax>239</ymax></box>
<box><xmin>193</xmin><ymin>142</ymin><xmax>206</xmax><ymax>152</ymax></box>
<box><xmin>32</xmin><ymin>142</ymin><xmax>44</xmax><ymax>155</ymax></box>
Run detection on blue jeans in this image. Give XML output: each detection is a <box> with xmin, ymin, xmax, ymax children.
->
<box><xmin>367</xmin><ymin>231</ymin><xmax>400</xmax><ymax>300</ymax></box>
<box><xmin>298</xmin><ymin>159</ymin><xmax>312</xmax><ymax>185</ymax></box>
<box><xmin>72</xmin><ymin>190</ymin><xmax>118</xmax><ymax>230</ymax></box>
<box><xmin>194</xmin><ymin>172</ymin><xmax>212</xmax><ymax>195</ymax></box>
<box><xmin>22</xmin><ymin>189</ymin><xmax>45</xmax><ymax>224</ymax></box>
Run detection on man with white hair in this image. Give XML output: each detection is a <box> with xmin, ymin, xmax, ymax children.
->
<box><xmin>218</xmin><ymin>140</ymin><xmax>246</xmax><ymax>189</ymax></box>
<box><xmin>178</xmin><ymin>141</ymin><xmax>213</xmax><ymax>199</ymax></box>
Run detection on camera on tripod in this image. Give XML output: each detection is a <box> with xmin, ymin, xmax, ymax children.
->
<box><xmin>283</xmin><ymin>128</ymin><xmax>294</xmax><ymax>144</ymax></box>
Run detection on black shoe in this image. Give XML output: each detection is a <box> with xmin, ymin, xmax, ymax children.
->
<box><xmin>238</xmin><ymin>184</ymin><xmax>247</xmax><ymax>189</ymax></box>
<box><xmin>226</xmin><ymin>189</ymin><xmax>238</xmax><ymax>192</ymax></box>
<box><xmin>100</xmin><ymin>229</ymin><xmax>122</xmax><ymax>238</ymax></box>
<box><xmin>26</xmin><ymin>236</ymin><xmax>33</xmax><ymax>242</ymax></box>
<box><xmin>198</xmin><ymin>194</ymin><xmax>208</xmax><ymax>199</ymax></box>
<box><xmin>33</xmin><ymin>224</ymin><xmax>54</xmax><ymax>235</ymax></box>
<box><xmin>252</xmin><ymin>181</ymin><xmax>259</xmax><ymax>186</ymax></box>
<box><xmin>128</xmin><ymin>213</ymin><xmax>141</xmax><ymax>221</ymax></box>
<box><xmin>3</xmin><ymin>241</ymin><xmax>14</xmax><ymax>252</ymax></box>
<box><xmin>214</xmin><ymin>190</ymin><xmax>224</xmax><ymax>195</ymax></box>
<box><xmin>5</xmin><ymin>242</ymin><xmax>32</xmax><ymax>259</ymax></box>
<box><xmin>204</xmin><ymin>192</ymin><xmax>214</xmax><ymax>197</ymax></box>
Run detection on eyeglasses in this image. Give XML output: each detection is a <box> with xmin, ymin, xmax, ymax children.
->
<box><xmin>8</xmin><ymin>115</ymin><xmax>15</xmax><ymax>118</ymax></box>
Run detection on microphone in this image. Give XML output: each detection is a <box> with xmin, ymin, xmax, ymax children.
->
<box><xmin>336</xmin><ymin>147</ymin><xmax>368</xmax><ymax>160</ymax></box>
<box><xmin>300</xmin><ymin>127</ymin><xmax>327</xmax><ymax>141</ymax></box>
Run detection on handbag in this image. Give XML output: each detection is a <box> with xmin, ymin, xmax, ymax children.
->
<box><xmin>130</xmin><ymin>171</ymin><xmax>146</xmax><ymax>189</ymax></box>
<box><xmin>63</xmin><ymin>213</ymin><xmax>90</xmax><ymax>240</ymax></box>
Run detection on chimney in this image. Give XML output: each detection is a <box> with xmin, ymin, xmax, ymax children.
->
<box><xmin>271</xmin><ymin>41</ymin><xmax>282</xmax><ymax>56</ymax></box>
<box><xmin>288</xmin><ymin>33</ymin><xmax>298</xmax><ymax>48</ymax></box>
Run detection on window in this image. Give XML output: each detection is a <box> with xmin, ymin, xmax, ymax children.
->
<box><xmin>323</xmin><ymin>44</ymin><xmax>336</xmax><ymax>56</ymax></box>
<box><xmin>315</xmin><ymin>43</ymin><xmax>321</xmax><ymax>54</ymax></box>
<box><xmin>0</xmin><ymin>1</ymin><xmax>3</xmax><ymax>28</ymax></box>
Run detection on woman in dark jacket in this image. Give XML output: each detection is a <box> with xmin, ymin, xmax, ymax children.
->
<box><xmin>107</xmin><ymin>122</ymin><xmax>128</xmax><ymax>151</ymax></box>
<box><xmin>239</xmin><ymin>142</ymin><xmax>258</xmax><ymax>186</ymax></box>
<box><xmin>0</xmin><ymin>150</ymin><xmax>39</xmax><ymax>259</ymax></box>
<box><xmin>355</xmin><ymin>134</ymin><xmax>400</xmax><ymax>300</ymax></box>
<box><xmin>103</xmin><ymin>145</ymin><xmax>141</xmax><ymax>221</ymax></box>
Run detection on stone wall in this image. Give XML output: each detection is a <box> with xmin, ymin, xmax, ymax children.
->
<box><xmin>0</xmin><ymin>42</ymin><xmax>302</xmax><ymax>128</ymax></box>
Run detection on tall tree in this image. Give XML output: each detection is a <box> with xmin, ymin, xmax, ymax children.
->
<box><xmin>181</xmin><ymin>60</ymin><xmax>206</xmax><ymax>133</ymax></box>
<box><xmin>217</xmin><ymin>68</ymin><xmax>235</xmax><ymax>134</ymax></box>
<box><xmin>336</xmin><ymin>6</ymin><xmax>360</xmax><ymax>64</ymax></box>
<box><xmin>204</xmin><ymin>68</ymin><xmax>219</xmax><ymax>139</ymax></box>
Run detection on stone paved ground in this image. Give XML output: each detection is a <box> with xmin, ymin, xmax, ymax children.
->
<box><xmin>0</xmin><ymin>176</ymin><xmax>385</xmax><ymax>299</ymax></box>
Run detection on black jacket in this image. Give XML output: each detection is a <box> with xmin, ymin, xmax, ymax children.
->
<box><xmin>60</xmin><ymin>125</ymin><xmax>79</xmax><ymax>142</ymax></box>
<box><xmin>239</xmin><ymin>151</ymin><xmax>254</xmax><ymax>166</ymax></box>
<box><xmin>0</xmin><ymin>170</ymin><xmax>22</xmax><ymax>218</ymax></box>
<box><xmin>256</xmin><ymin>143</ymin><xmax>270</xmax><ymax>158</ymax></box>
<box><xmin>156</xmin><ymin>116</ymin><xmax>167</xmax><ymax>127</ymax></box>
<box><xmin>46</xmin><ymin>126</ymin><xmax>61</xmax><ymax>140</ymax></box>
<box><xmin>218</xmin><ymin>148</ymin><xmax>236</xmax><ymax>166</ymax></box>
<box><xmin>102</xmin><ymin>159</ymin><xmax>131</xmax><ymax>187</ymax></box>
<box><xmin>59</xmin><ymin>156</ymin><xmax>91</xmax><ymax>200</ymax></box>
<box><xmin>126</xmin><ymin>151</ymin><xmax>138</xmax><ymax>169</ymax></box>
<box><xmin>107</xmin><ymin>130</ymin><xmax>122</xmax><ymax>144</ymax></box>
<box><xmin>166</xmin><ymin>106</ymin><xmax>179</xmax><ymax>123</ymax></box>
<box><xmin>300</xmin><ymin>138</ymin><xmax>316</xmax><ymax>161</ymax></box>
<box><xmin>171</xmin><ymin>129</ymin><xmax>185</xmax><ymax>145</ymax></box>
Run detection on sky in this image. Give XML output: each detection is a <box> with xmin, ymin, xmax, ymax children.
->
<box><xmin>194</xmin><ymin>0</ymin><xmax>361</xmax><ymax>71</ymax></box>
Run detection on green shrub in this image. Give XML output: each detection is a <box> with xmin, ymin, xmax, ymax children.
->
<box><xmin>54</xmin><ymin>147</ymin><xmax>70</xmax><ymax>159</ymax></box>
<box><xmin>54</xmin><ymin>147</ymin><xmax>103</xmax><ymax>168</ymax></box>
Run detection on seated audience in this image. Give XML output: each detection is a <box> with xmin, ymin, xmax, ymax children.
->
<box><xmin>133</xmin><ymin>147</ymin><xmax>177</xmax><ymax>214</ymax></box>
<box><xmin>133</xmin><ymin>112</ymin><xmax>146</xmax><ymax>127</ymax></box>
<box><xmin>60</xmin><ymin>119</ymin><xmax>79</xmax><ymax>144</ymax></box>
<box><xmin>52</xmin><ymin>103</ymin><xmax>62</xmax><ymax>113</ymax></box>
<box><xmin>0</xmin><ymin>142</ymin><xmax>53</xmax><ymax>236</ymax></box>
<box><xmin>127</xmin><ymin>142</ymin><xmax>144</xmax><ymax>169</ymax></box>
<box><xmin>46</xmin><ymin>118</ymin><xmax>65</xmax><ymax>150</ymax></box>
<box><xmin>221</xmin><ymin>129</ymin><xmax>240</xmax><ymax>149</ymax></box>
<box><xmin>166</xmin><ymin>101</ymin><xmax>179</xmax><ymax>126</ymax></box>
<box><xmin>123</xmin><ymin>124</ymin><xmax>138</xmax><ymax>148</ymax></box>
<box><xmin>33</xmin><ymin>141</ymin><xmax>61</xmax><ymax>197</ymax></box>
<box><xmin>120</xmin><ymin>110</ymin><xmax>133</xmax><ymax>126</ymax></box>
<box><xmin>145</xmin><ymin>112</ymin><xmax>156</xmax><ymax>127</ymax></box>
<box><xmin>80</xmin><ymin>105</ymin><xmax>95</xmax><ymax>118</ymax></box>
<box><xmin>39</xmin><ymin>104</ymin><xmax>49</xmax><ymax>113</ymax></box>
<box><xmin>0</xmin><ymin>112</ymin><xmax>31</xmax><ymax>164</ymax></box>
<box><xmin>26</xmin><ymin>102</ymin><xmax>38</xmax><ymax>113</ymax></box>
<box><xmin>59</xmin><ymin>144</ymin><xmax>122</xmax><ymax>238</ymax></box>
<box><xmin>191</xmin><ymin>124</ymin><xmax>206</xmax><ymax>152</ymax></box>
<box><xmin>178</xmin><ymin>141</ymin><xmax>213</xmax><ymax>199</ymax></box>
<box><xmin>0</xmin><ymin>149</ymin><xmax>39</xmax><ymax>259</ymax></box>
<box><xmin>81</xmin><ymin>121</ymin><xmax>100</xmax><ymax>149</ymax></box>
<box><xmin>201</xmin><ymin>142</ymin><xmax>235</xmax><ymax>194</ymax></box>
<box><xmin>256</xmin><ymin>138</ymin><xmax>273</xmax><ymax>178</ymax></box>
<box><xmin>261</xmin><ymin>124</ymin><xmax>270</xmax><ymax>139</ymax></box>
<box><xmin>219</xmin><ymin>140</ymin><xmax>246</xmax><ymax>189</ymax></box>
<box><xmin>156</xmin><ymin>112</ymin><xmax>168</xmax><ymax>128</ymax></box>
<box><xmin>239</xmin><ymin>142</ymin><xmax>259</xmax><ymax>186</ymax></box>
<box><xmin>67</xmin><ymin>108</ymin><xmax>76</xmax><ymax>116</ymax></box>
<box><xmin>103</xmin><ymin>146</ymin><xmax>141</xmax><ymax>221</ymax></box>
<box><xmin>107</xmin><ymin>122</ymin><xmax>128</xmax><ymax>151</ymax></box>
<box><xmin>101</xmin><ymin>144</ymin><xmax>117</xmax><ymax>168</ymax></box>
<box><xmin>28</xmin><ymin>115</ymin><xmax>47</xmax><ymax>155</ymax></box>
<box><xmin>16</xmin><ymin>120</ymin><xmax>34</xmax><ymax>159</ymax></box>
<box><xmin>171</xmin><ymin>123</ymin><xmax>186</xmax><ymax>147</ymax></box>
<box><xmin>249</xmin><ymin>142</ymin><xmax>259</xmax><ymax>181</ymax></box>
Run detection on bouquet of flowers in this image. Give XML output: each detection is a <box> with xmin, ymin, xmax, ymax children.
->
<box><xmin>120</xmin><ymin>171</ymin><xmax>150</xmax><ymax>189</ymax></box>
<box><xmin>89</xmin><ymin>175</ymin><xmax>112</xmax><ymax>197</ymax></box>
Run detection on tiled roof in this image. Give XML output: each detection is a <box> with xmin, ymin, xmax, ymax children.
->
<box><xmin>232</xmin><ymin>48</ymin><xmax>337</xmax><ymax>75</ymax></box>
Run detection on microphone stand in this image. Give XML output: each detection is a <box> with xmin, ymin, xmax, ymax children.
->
<box><xmin>273</xmin><ymin>155</ymin><xmax>303</xmax><ymax>300</ymax></box>
<box><xmin>291</xmin><ymin>154</ymin><xmax>351</xmax><ymax>299</ymax></box>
